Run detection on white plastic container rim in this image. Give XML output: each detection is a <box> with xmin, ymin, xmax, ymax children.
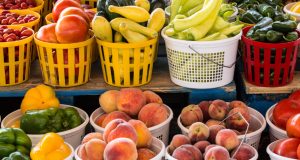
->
<box><xmin>74</xmin><ymin>137</ymin><xmax>165</xmax><ymax>160</ymax></box>
<box><xmin>1</xmin><ymin>104</ymin><xmax>89</xmax><ymax>148</ymax></box>
<box><xmin>65</xmin><ymin>142</ymin><xmax>75</xmax><ymax>160</ymax></box>
<box><xmin>284</xmin><ymin>3</ymin><xmax>300</xmax><ymax>22</ymax></box>
<box><xmin>165</xmin><ymin>144</ymin><xmax>258</xmax><ymax>160</ymax></box>
<box><xmin>267</xmin><ymin>139</ymin><xmax>297</xmax><ymax>160</ymax></box>
<box><xmin>265</xmin><ymin>104</ymin><xmax>288</xmax><ymax>140</ymax></box>
<box><xmin>177</xmin><ymin>107</ymin><xmax>266</xmax><ymax>145</ymax></box>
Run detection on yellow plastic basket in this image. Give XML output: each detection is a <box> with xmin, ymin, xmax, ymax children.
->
<box><xmin>34</xmin><ymin>31</ymin><xmax>95</xmax><ymax>87</ymax></box>
<box><xmin>0</xmin><ymin>26</ymin><xmax>34</xmax><ymax>86</ymax></box>
<box><xmin>41</xmin><ymin>0</ymin><xmax>53</xmax><ymax>17</ymax></box>
<box><xmin>45</xmin><ymin>12</ymin><xmax>53</xmax><ymax>25</ymax></box>
<box><xmin>96</xmin><ymin>38</ymin><xmax>158</xmax><ymax>87</ymax></box>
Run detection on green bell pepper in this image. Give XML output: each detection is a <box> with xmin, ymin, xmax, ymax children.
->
<box><xmin>240</xmin><ymin>9</ymin><xmax>263</xmax><ymax>24</ymax></box>
<box><xmin>2</xmin><ymin>151</ymin><xmax>30</xmax><ymax>160</ymax></box>
<box><xmin>20</xmin><ymin>107</ymin><xmax>82</xmax><ymax>134</ymax></box>
<box><xmin>0</xmin><ymin>128</ymin><xmax>31</xmax><ymax>159</ymax></box>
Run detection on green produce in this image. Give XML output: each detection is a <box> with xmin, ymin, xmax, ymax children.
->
<box><xmin>253</xmin><ymin>17</ymin><xmax>273</xmax><ymax>30</ymax></box>
<box><xmin>283</xmin><ymin>32</ymin><xmax>299</xmax><ymax>42</ymax></box>
<box><xmin>198</xmin><ymin>32</ymin><xmax>220</xmax><ymax>41</ymax></box>
<box><xmin>20</xmin><ymin>107</ymin><xmax>82</xmax><ymax>134</ymax></box>
<box><xmin>257</xmin><ymin>3</ymin><xmax>275</xmax><ymax>18</ymax></box>
<box><xmin>209</xmin><ymin>16</ymin><xmax>230</xmax><ymax>33</ymax></box>
<box><xmin>186</xmin><ymin>4</ymin><xmax>204</xmax><ymax>16</ymax></box>
<box><xmin>179</xmin><ymin>0</ymin><xmax>204</xmax><ymax>14</ymax></box>
<box><xmin>273</xmin><ymin>10</ymin><xmax>290</xmax><ymax>21</ymax></box>
<box><xmin>220</xmin><ymin>24</ymin><xmax>244</xmax><ymax>36</ymax></box>
<box><xmin>254</xmin><ymin>25</ymin><xmax>273</xmax><ymax>41</ymax></box>
<box><xmin>170</xmin><ymin>0</ymin><xmax>182</xmax><ymax>21</ymax></box>
<box><xmin>240</xmin><ymin>9</ymin><xmax>263</xmax><ymax>24</ymax></box>
<box><xmin>1</xmin><ymin>152</ymin><xmax>30</xmax><ymax>160</ymax></box>
<box><xmin>0</xmin><ymin>128</ymin><xmax>31</xmax><ymax>159</ymax></box>
<box><xmin>272</xmin><ymin>20</ymin><xmax>297</xmax><ymax>33</ymax></box>
<box><xmin>219</xmin><ymin>3</ymin><xmax>236</xmax><ymax>20</ymax></box>
<box><xmin>266</xmin><ymin>30</ymin><xmax>283</xmax><ymax>42</ymax></box>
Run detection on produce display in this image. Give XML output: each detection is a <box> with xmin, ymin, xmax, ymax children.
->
<box><xmin>0</xmin><ymin>0</ymin><xmax>37</xmax><ymax>10</ymax></box>
<box><xmin>290</xmin><ymin>2</ymin><xmax>300</xmax><ymax>14</ymax></box>
<box><xmin>2</xmin><ymin>151</ymin><xmax>30</xmax><ymax>160</ymax></box>
<box><xmin>0</xmin><ymin>11</ymin><xmax>37</xmax><ymax>25</ymax></box>
<box><xmin>273</xmin><ymin>138</ymin><xmax>300</xmax><ymax>159</ymax></box>
<box><xmin>0</xmin><ymin>26</ymin><xmax>33</xmax><ymax>42</ymax></box>
<box><xmin>164</xmin><ymin>0</ymin><xmax>243</xmax><ymax>41</ymax></box>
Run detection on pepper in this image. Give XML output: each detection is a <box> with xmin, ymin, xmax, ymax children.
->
<box><xmin>283</xmin><ymin>31</ymin><xmax>299</xmax><ymax>42</ymax></box>
<box><xmin>254</xmin><ymin>24</ymin><xmax>273</xmax><ymax>42</ymax></box>
<box><xmin>2</xmin><ymin>151</ymin><xmax>30</xmax><ymax>160</ymax></box>
<box><xmin>0</xmin><ymin>128</ymin><xmax>31</xmax><ymax>159</ymax></box>
<box><xmin>273</xmin><ymin>11</ymin><xmax>289</xmax><ymax>21</ymax></box>
<box><xmin>257</xmin><ymin>3</ymin><xmax>275</xmax><ymax>18</ymax></box>
<box><xmin>253</xmin><ymin>17</ymin><xmax>273</xmax><ymax>30</ymax></box>
<box><xmin>20</xmin><ymin>107</ymin><xmax>82</xmax><ymax>134</ymax></box>
<box><xmin>266</xmin><ymin>30</ymin><xmax>283</xmax><ymax>42</ymax></box>
<box><xmin>240</xmin><ymin>9</ymin><xmax>263</xmax><ymax>24</ymax></box>
<box><xmin>272</xmin><ymin>20</ymin><xmax>297</xmax><ymax>33</ymax></box>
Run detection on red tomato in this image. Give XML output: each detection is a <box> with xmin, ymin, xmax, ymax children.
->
<box><xmin>52</xmin><ymin>0</ymin><xmax>82</xmax><ymax>22</ymax></box>
<box><xmin>36</xmin><ymin>23</ymin><xmax>58</xmax><ymax>43</ymax></box>
<box><xmin>55</xmin><ymin>15</ymin><xmax>88</xmax><ymax>43</ymax></box>
<box><xmin>287</xmin><ymin>114</ymin><xmax>300</xmax><ymax>138</ymax></box>
<box><xmin>297</xmin><ymin>144</ymin><xmax>300</xmax><ymax>159</ymax></box>
<box><xmin>273</xmin><ymin>99</ymin><xmax>300</xmax><ymax>130</ymax></box>
<box><xmin>290</xmin><ymin>90</ymin><xmax>300</xmax><ymax>102</ymax></box>
<box><xmin>274</xmin><ymin>138</ymin><xmax>300</xmax><ymax>159</ymax></box>
<box><xmin>59</xmin><ymin>7</ymin><xmax>90</xmax><ymax>23</ymax></box>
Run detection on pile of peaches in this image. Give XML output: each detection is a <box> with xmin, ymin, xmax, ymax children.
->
<box><xmin>95</xmin><ymin>88</ymin><xmax>170</xmax><ymax>128</ymax></box>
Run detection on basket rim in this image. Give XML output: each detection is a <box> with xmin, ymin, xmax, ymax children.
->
<box><xmin>267</xmin><ymin>139</ymin><xmax>297</xmax><ymax>160</ymax></box>
<box><xmin>265</xmin><ymin>104</ymin><xmax>287</xmax><ymax>135</ymax></box>
<box><xmin>284</xmin><ymin>2</ymin><xmax>300</xmax><ymax>17</ymax></box>
<box><xmin>161</xmin><ymin>27</ymin><xmax>242</xmax><ymax>44</ymax></box>
<box><xmin>0</xmin><ymin>10</ymin><xmax>41</xmax><ymax>27</ymax></box>
<box><xmin>96</xmin><ymin>37</ymin><xmax>158</xmax><ymax>48</ymax></box>
<box><xmin>0</xmin><ymin>26</ymin><xmax>34</xmax><ymax>46</ymax></box>
<box><xmin>0</xmin><ymin>0</ymin><xmax>44</xmax><ymax>12</ymax></box>
<box><xmin>177</xmin><ymin>106</ymin><xmax>267</xmax><ymax>139</ymax></box>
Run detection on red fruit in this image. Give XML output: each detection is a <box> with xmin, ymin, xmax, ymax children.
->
<box><xmin>20</xmin><ymin>29</ymin><xmax>32</xmax><ymax>36</ymax></box>
<box><xmin>286</xmin><ymin>114</ymin><xmax>300</xmax><ymax>138</ymax></box>
<box><xmin>20</xmin><ymin>2</ymin><xmax>28</xmax><ymax>9</ymax></box>
<box><xmin>36</xmin><ymin>23</ymin><xmax>58</xmax><ymax>43</ymax></box>
<box><xmin>52</xmin><ymin>0</ymin><xmax>82</xmax><ymax>22</ymax></box>
<box><xmin>59</xmin><ymin>7</ymin><xmax>90</xmax><ymax>23</ymax></box>
<box><xmin>274</xmin><ymin>138</ymin><xmax>300</xmax><ymax>159</ymax></box>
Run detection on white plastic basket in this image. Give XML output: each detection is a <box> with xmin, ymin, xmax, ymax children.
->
<box><xmin>1</xmin><ymin>104</ymin><xmax>89</xmax><ymax>148</ymax></box>
<box><xmin>165</xmin><ymin>143</ymin><xmax>258</xmax><ymax>160</ymax></box>
<box><xmin>90</xmin><ymin>105</ymin><xmax>173</xmax><ymax>145</ymax></box>
<box><xmin>267</xmin><ymin>139</ymin><xmax>297</xmax><ymax>160</ymax></box>
<box><xmin>177</xmin><ymin>107</ymin><xmax>266</xmax><ymax>150</ymax></box>
<box><xmin>65</xmin><ymin>142</ymin><xmax>75</xmax><ymax>160</ymax></box>
<box><xmin>161</xmin><ymin>28</ymin><xmax>242</xmax><ymax>89</ymax></box>
<box><xmin>74</xmin><ymin>136</ymin><xmax>165</xmax><ymax>160</ymax></box>
<box><xmin>266</xmin><ymin>104</ymin><xmax>288</xmax><ymax>142</ymax></box>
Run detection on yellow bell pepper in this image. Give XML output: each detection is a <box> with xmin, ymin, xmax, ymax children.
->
<box><xmin>21</xmin><ymin>84</ymin><xmax>60</xmax><ymax>114</ymax></box>
<box><xmin>10</xmin><ymin>120</ymin><xmax>20</xmax><ymax>128</ymax></box>
<box><xmin>30</xmin><ymin>133</ymin><xmax>71</xmax><ymax>160</ymax></box>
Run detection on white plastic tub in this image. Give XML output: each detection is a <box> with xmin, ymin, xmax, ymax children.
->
<box><xmin>90</xmin><ymin>105</ymin><xmax>173</xmax><ymax>145</ymax></box>
<box><xmin>74</xmin><ymin>137</ymin><xmax>165</xmax><ymax>160</ymax></box>
<box><xmin>267</xmin><ymin>139</ymin><xmax>297</xmax><ymax>160</ymax></box>
<box><xmin>65</xmin><ymin>142</ymin><xmax>75</xmax><ymax>160</ymax></box>
<box><xmin>177</xmin><ymin>107</ymin><xmax>266</xmax><ymax>150</ymax></box>
<box><xmin>1</xmin><ymin>104</ymin><xmax>89</xmax><ymax>148</ymax></box>
<box><xmin>284</xmin><ymin>3</ymin><xmax>300</xmax><ymax>22</ymax></box>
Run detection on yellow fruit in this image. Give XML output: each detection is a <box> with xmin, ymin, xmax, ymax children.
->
<box><xmin>92</xmin><ymin>16</ymin><xmax>113</xmax><ymax>42</ymax></box>
<box><xmin>147</xmin><ymin>8</ymin><xmax>166</xmax><ymax>32</ymax></box>
<box><xmin>119</xmin><ymin>22</ymin><xmax>149</xmax><ymax>43</ymax></box>
<box><xmin>135</xmin><ymin>0</ymin><xmax>150</xmax><ymax>12</ymax></box>
<box><xmin>39</xmin><ymin>133</ymin><xmax>65</xmax><ymax>154</ymax></box>
<box><xmin>114</xmin><ymin>32</ymin><xmax>123</xmax><ymax>42</ymax></box>
<box><xmin>108</xmin><ymin>5</ymin><xmax>150</xmax><ymax>22</ymax></box>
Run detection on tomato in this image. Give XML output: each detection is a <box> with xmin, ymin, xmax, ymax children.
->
<box><xmin>273</xmin><ymin>99</ymin><xmax>300</xmax><ymax>130</ymax></box>
<box><xmin>287</xmin><ymin>114</ymin><xmax>300</xmax><ymax>138</ymax></box>
<box><xmin>290</xmin><ymin>90</ymin><xmax>300</xmax><ymax>102</ymax></box>
<box><xmin>59</xmin><ymin>7</ymin><xmax>90</xmax><ymax>23</ymax></box>
<box><xmin>52</xmin><ymin>0</ymin><xmax>82</xmax><ymax>22</ymax></box>
<box><xmin>274</xmin><ymin>138</ymin><xmax>300</xmax><ymax>159</ymax></box>
<box><xmin>36</xmin><ymin>23</ymin><xmax>58</xmax><ymax>43</ymax></box>
<box><xmin>83</xmin><ymin>9</ymin><xmax>96</xmax><ymax>23</ymax></box>
<box><xmin>53</xmin><ymin>49</ymin><xmax>79</xmax><ymax>77</ymax></box>
<box><xmin>297</xmin><ymin>144</ymin><xmax>300</xmax><ymax>159</ymax></box>
<box><xmin>55</xmin><ymin>15</ymin><xmax>88</xmax><ymax>43</ymax></box>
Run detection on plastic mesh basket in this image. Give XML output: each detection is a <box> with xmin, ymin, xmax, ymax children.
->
<box><xmin>90</xmin><ymin>105</ymin><xmax>173</xmax><ymax>145</ymax></box>
<box><xmin>161</xmin><ymin>27</ymin><xmax>242</xmax><ymax>89</ymax></box>
<box><xmin>266</xmin><ymin>105</ymin><xmax>288</xmax><ymax>142</ymax></box>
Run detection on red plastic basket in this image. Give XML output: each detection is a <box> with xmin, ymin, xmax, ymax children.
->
<box><xmin>241</xmin><ymin>26</ymin><xmax>300</xmax><ymax>87</ymax></box>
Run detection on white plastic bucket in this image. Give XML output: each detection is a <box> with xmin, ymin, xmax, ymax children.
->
<box><xmin>161</xmin><ymin>28</ymin><xmax>242</xmax><ymax>89</ymax></box>
<box><xmin>90</xmin><ymin>105</ymin><xmax>173</xmax><ymax>145</ymax></box>
<box><xmin>65</xmin><ymin>142</ymin><xmax>75</xmax><ymax>160</ymax></box>
<box><xmin>267</xmin><ymin>139</ymin><xmax>297</xmax><ymax>160</ymax></box>
<box><xmin>177</xmin><ymin>107</ymin><xmax>266</xmax><ymax>150</ymax></box>
<box><xmin>74</xmin><ymin>137</ymin><xmax>165</xmax><ymax>160</ymax></box>
<box><xmin>165</xmin><ymin>143</ymin><xmax>258</xmax><ymax>160</ymax></box>
<box><xmin>1</xmin><ymin>104</ymin><xmax>89</xmax><ymax>148</ymax></box>
<box><xmin>265</xmin><ymin>104</ymin><xmax>288</xmax><ymax>142</ymax></box>
<box><xmin>284</xmin><ymin>3</ymin><xmax>300</xmax><ymax>22</ymax></box>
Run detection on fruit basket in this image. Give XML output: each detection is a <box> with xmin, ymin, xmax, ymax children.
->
<box><xmin>89</xmin><ymin>105</ymin><xmax>173</xmax><ymax>145</ymax></box>
<box><xmin>267</xmin><ymin>139</ymin><xmax>298</xmax><ymax>160</ymax></box>
<box><xmin>1</xmin><ymin>104</ymin><xmax>89</xmax><ymax>148</ymax></box>
<box><xmin>0</xmin><ymin>26</ymin><xmax>34</xmax><ymax>86</ymax></box>
<box><xmin>96</xmin><ymin>38</ymin><xmax>158</xmax><ymax>87</ymax></box>
<box><xmin>0</xmin><ymin>0</ymin><xmax>45</xmax><ymax>15</ymax></box>
<box><xmin>34</xmin><ymin>31</ymin><xmax>94</xmax><ymax>87</ymax></box>
<box><xmin>178</xmin><ymin>106</ymin><xmax>266</xmax><ymax>149</ymax></box>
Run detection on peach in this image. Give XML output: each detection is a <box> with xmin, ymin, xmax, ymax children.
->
<box><xmin>205</xmin><ymin>119</ymin><xmax>226</xmax><ymax>127</ymax></box>
<box><xmin>77</xmin><ymin>145</ymin><xmax>88</xmax><ymax>160</ymax></box>
<box><xmin>188</xmin><ymin>122</ymin><xmax>210</xmax><ymax>143</ymax></box>
<box><xmin>138</xmin><ymin>103</ymin><xmax>169</xmax><ymax>127</ymax></box>
<box><xmin>194</xmin><ymin>141</ymin><xmax>211</xmax><ymax>153</ymax></box>
<box><xmin>172</xmin><ymin>146</ymin><xmax>194</xmax><ymax>160</ymax></box>
<box><xmin>95</xmin><ymin>113</ymin><xmax>108</xmax><ymax>127</ymax></box>
<box><xmin>137</xmin><ymin>148</ymin><xmax>156</xmax><ymax>160</ymax></box>
<box><xmin>103</xmin><ymin>119</ymin><xmax>137</xmax><ymax>144</ymax></box>
<box><xmin>181</xmin><ymin>144</ymin><xmax>202</xmax><ymax>160</ymax></box>
<box><xmin>82</xmin><ymin>132</ymin><xmax>103</xmax><ymax>144</ymax></box>
<box><xmin>229</xmin><ymin>101</ymin><xmax>248</xmax><ymax>110</ymax></box>
<box><xmin>198</xmin><ymin>101</ymin><xmax>211</xmax><ymax>122</ymax></box>
<box><xmin>180</xmin><ymin>104</ymin><xmax>203</xmax><ymax>126</ymax></box>
<box><xmin>128</xmin><ymin>119</ymin><xmax>152</xmax><ymax>148</ymax></box>
<box><xmin>232</xmin><ymin>129</ymin><xmax>242</xmax><ymax>135</ymax></box>
<box><xmin>215</xmin><ymin>129</ymin><xmax>240</xmax><ymax>151</ymax></box>
<box><xmin>117</xmin><ymin>88</ymin><xmax>146</xmax><ymax>116</ymax></box>
<box><xmin>99</xmin><ymin>90</ymin><xmax>120</xmax><ymax>113</ymax></box>
<box><xmin>104</xmin><ymin>138</ymin><xmax>138</xmax><ymax>160</ymax></box>
<box><xmin>231</xmin><ymin>143</ymin><xmax>256</xmax><ymax>160</ymax></box>
<box><xmin>204</xmin><ymin>146</ymin><xmax>230</xmax><ymax>160</ymax></box>
<box><xmin>84</xmin><ymin>139</ymin><xmax>106</xmax><ymax>160</ymax></box>
<box><xmin>169</xmin><ymin>134</ymin><xmax>191</xmax><ymax>154</ymax></box>
<box><xmin>208</xmin><ymin>100</ymin><xmax>229</xmax><ymax>121</ymax></box>
<box><xmin>204</xmin><ymin>144</ymin><xmax>218</xmax><ymax>154</ymax></box>
<box><xmin>208</xmin><ymin>125</ymin><xmax>225</xmax><ymax>144</ymax></box>
<box><xmin>143</xmin><ymin>90</ymin><xmax>163</xmax><ymax>104</ymax></box>
<box><xmin>101</xmin><ymin>111</ymin><xmax>131</xmax><ymax>127</ymax></box>
<box><xmin>226</xmin><ymin>107</ymin><xmax>251</xmax><ymax>132</ymax></box>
